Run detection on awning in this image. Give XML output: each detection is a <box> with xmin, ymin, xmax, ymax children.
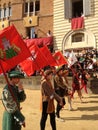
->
<box><xmin>24</xmin><ymin>36</ymin><xmax>53</xmax><ymax>47</ymax></box>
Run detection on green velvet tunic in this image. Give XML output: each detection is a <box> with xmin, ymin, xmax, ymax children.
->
<box><xmin>2</xmin><ymin>84</ymin><xmax>26</xmax><ymax>130</ymax></box>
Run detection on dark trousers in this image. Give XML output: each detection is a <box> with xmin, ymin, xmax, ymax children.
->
<box><xmin>40</xmin><ymin>101</ymin><xmax>56</xmax><ymax>130</ymax></box>
<box><xmin>56</xmin><ymin>102</ymin><xmax>62</xmax><ymax>118</ymax></box>
<box><xmin>55</xmin><ymin>90</ymin><xmax>66</xmax><ymax>118</ymax></box>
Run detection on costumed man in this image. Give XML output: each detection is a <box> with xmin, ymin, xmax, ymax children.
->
<box><xmin>62</xmin><ymin>68</ymin><xmax>73</xmax><ymax>111</ymax></box>
<box><xmin>71</xmin><ymin>66</ymin><xmax>83</xmax><ymax>102</ymax></box>
<box><xmin>40</xmin><ymin>69</ymin><xmax>63</xmax><ymax>130</ymax></box>
<box><xmin>1</xmin><ymin>70</ymin><xmax>26</xmax><ymax>130</ymax></box>
<box><xmin>80</xmin><ymin>69</ymin><xmax>90</xmax><ymax>94</ymax></box>
<box><xmin>54</xmin><ymin>67</ymin><xmax>68</xmax><ymax>122</ymax></box>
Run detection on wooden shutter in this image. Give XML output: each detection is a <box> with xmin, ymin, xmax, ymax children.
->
<box><xmin>6</xmin><ymin>7</ymin><xmax>9</xmax><ymax>17</ymax></box>
<box><xmin>64</xmin><ymin>0</ymin><xmax>72</xmax><ymax>19</ymax></box>
<box><xmin>1</xmin><ymin>9</ymin><xmax>4</xmax><ymax>19</ymax></box>
<box><xmin>0</xmin><ymin>6</ymin><xmax>1</xmax><ymax>19</ymax></box>
<box><xmin>83</xmin><ymin>0</ymin><xmax>91</xmax><ymax>16</ymax></box>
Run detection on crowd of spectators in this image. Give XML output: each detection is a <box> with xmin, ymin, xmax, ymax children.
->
<box><xmin>65</xmin><ymin>49</ymin><xmax>98</xmax><ymax>78</ymax></box>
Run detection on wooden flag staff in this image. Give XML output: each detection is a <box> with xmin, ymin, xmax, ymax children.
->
<box><xmin>0</xmin><ymin>59</ymin><xmax>20</xmax><ymax>110</ymax></box>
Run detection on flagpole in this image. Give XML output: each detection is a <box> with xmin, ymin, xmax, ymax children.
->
<box><xmin>0</xmin><ymin>59</ymin><xmax>20</xmax><ymax>110</ymax></box>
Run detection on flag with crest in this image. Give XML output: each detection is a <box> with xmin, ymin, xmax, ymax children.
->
<box><xmin>0</xmin><ymin>25</ymin><xmax>31</xmax><ymax>73</ymax></box>
<box><xmin>53</xmin><ymin>51</ymin><xmax>67</xmax><ymax>66</ymax></box>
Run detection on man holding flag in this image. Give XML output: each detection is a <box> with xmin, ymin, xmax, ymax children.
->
<box><xmin>2</xmin><ymin>70</ymin><xmax>26</xmax><ymax>130</ymax></box>
<box><xmin>0</xmin><ymin>25</ymin><xmax>31</xmax><ymax>130</ymax></box>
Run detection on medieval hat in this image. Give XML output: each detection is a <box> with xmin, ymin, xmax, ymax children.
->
<box><xmin>8</xmin><ymin>70</ymin><xmax>24</xmax><ymax>78</ymax></box>
<box><xmin>44</xmin><ymin>70</ymin><xmax>53</xmax><ymax>76</ymax></box>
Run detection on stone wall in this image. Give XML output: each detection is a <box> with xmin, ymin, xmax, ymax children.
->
<box><xmin>0</xmin><ymin>76</ymin><xmax>41</xmax><ymax>90</ymax></box>
<box><xmin>0</xmin><ymin>76</ymin><xmax>98</xmax><ymax>94</ymax></box>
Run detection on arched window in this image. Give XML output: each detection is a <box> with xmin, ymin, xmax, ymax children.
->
<box><xmin>72</xmin><ymin>33</ymin><xmax>84</xmax><ymax>42</ymax></box>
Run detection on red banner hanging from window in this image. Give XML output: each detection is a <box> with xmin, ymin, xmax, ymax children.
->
<box><xmin>71</xmin><ymin>17</ymin><xmax>84</xmax><ymax>30</ymax></box>
<box><xmin>24</xmin><ymin>36</ymin><xmax>53</xmax><ymax>47</ymax></box>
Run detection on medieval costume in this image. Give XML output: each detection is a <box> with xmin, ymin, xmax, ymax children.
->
<box><xmin>2</xmin><ymin>70</ymin><xmax>26</xmax><ymax>130</ymax></box>
<box><xmin>40</xmin><ymin>70</ymin><xmax>62</xmax><ymax>130</ymax></box>
<box><xmin>71</xmin><ymin>68</ymin><xmax>83</xmax><ymax>102</ymax></box>
<box><xmin>54</xmin><ymin>67</ymin><xmax>68</xmax><ymax>119</ymax></box>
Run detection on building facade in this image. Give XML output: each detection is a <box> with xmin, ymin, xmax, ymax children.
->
<box><xmin>53</xmin><ymin>0</ymin><xmax>98</xmax><ymax>54</ymax></box>
<box><xmin>0</xmin><ymin>0</ymin><xmax>53</xmax><ymax>39</ymax></box>
<box><xmin>1</xmin><ymin>0</ymin><xmax>98</xmax><ymax>54</ymax></box>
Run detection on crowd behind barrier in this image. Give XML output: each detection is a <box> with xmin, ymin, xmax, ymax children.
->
<box><xmin>64</xmin><ymin>49</ymin><xmax>98</xmax><ymax>78</ymax></box>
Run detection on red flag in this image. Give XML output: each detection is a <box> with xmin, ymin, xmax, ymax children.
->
<box><xmin>0</xmin><ymin>25</ymin><xmax>31</xmax><ymax>73</ymax></box>
<box><xmin>40</xmin><ymin>46</ymin><xmax>57</xmax><ymax>66</ymax></box>
<box><xmin>53</xmin><ymin>51</ymin><xmax>67</xmax><ymax>66</ymax></box>
<box><xmin>19</xmin><ymin>44</ymin><xmax>48</xmax><ymax>76</ymax></box>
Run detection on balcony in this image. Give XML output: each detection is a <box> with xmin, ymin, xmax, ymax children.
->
<box><xmin>23</xmin><ymin>15</ymin><xmax>38</xmax><ymax>27</ymax></box>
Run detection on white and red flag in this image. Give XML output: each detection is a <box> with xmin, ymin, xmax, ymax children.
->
<box><xmin>67</xmin><ymin>51</ymin><xmax>78</xmax><ymax>67</ymax></box>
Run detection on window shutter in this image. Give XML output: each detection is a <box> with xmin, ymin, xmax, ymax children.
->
<box><xmin>0</xmin><ymin>7</ymin><xmax>1</xmax><ymax>19</ymax></box>
<box><xmin>6</xmin><ymin>7</ymin><xmax>9</xmax><ymax>17</ymax></box>
<box><xmin>64</xmin><ymin>0</ymin><xmax>72</xmax><ymax>19</ymax></box>
<box><xmin>4</xmin><ymin>8</ymin><xmax>7</xmax><ymax>17</ymax></box>
<box><xmin>83</xmin><ymin>0</ymin><xmax>91</xmax><ymax>16</ymax></box>
<box><xmin>9</xmin><ymin>7</ymin><xmax>12</xmax><ymax>16</ymax></box>
<box><xmin>1</xmin><ymin>9</ymin><xmax>4</xmax><ymax>19</ymax></box>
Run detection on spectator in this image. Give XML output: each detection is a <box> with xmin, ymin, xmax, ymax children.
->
<box><xmin>47</xmin><ymin>30</ymin><xmax>52</xmax><ymax>37</ymax></box>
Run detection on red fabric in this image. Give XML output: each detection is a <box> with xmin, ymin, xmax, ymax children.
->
<box><xmin>19</xmin><ymin>44</ymin><xmax>48</xmax><ymax>76</ymax></box>
<box><xmin>40</xmin><ymin>46</ymin><xmax>57</xmax><ymax>66</ymax></box>
<box><xmin>24</xmin><ymin>37</ymin><xmax>53</xmax><ymax>47</ymax></box>
<box><xmin>80</xmin><ymin>81</ymin><xmax>88</xmax><ymax>94</ymax></box>
<box><xmin>53</xmin><ymin>51</ymin><xmax>67</xmax><ymax>66</ymax></box>
<box><xmin>0</xmin><ymin>25</ymin><xmax>31</xmax><ymax>73</ymax></box>
<box><xmin>71</xmin><ymin>17</ymin><xmax>84</xmax><ymax>30</ymax></box>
